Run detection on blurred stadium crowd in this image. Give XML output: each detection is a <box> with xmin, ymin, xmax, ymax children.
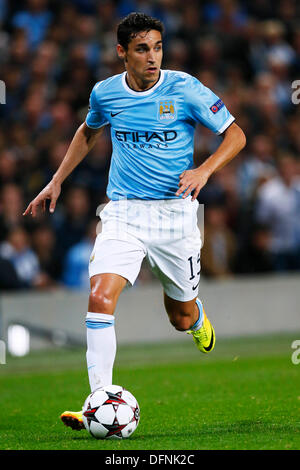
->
<box><xmin>0</xmin><ymin>0</ymin><xmax>300</xmax><ymax>291</ymax></box>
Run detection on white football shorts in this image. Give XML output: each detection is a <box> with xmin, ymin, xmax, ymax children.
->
<box><xmin>89</xmin><ymin>197</ymin><xmax>202</xmax><ymax>301</ymax></box>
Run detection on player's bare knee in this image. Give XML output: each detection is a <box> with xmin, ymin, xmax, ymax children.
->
<box><xmin>88</xmin><ymin>290</ymin><xmax>115</xmax><ymax>315</ymax></box>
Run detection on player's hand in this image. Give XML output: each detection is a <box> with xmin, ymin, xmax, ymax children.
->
<box><xmin>176</xmin><ymin>167</ymin><xmax>210</xmax><ymax>201</ymax></box>
<box><xmin>23</xmin><ymin>179</ymin><xmax>61</xmax><ymax>217</ymax></box>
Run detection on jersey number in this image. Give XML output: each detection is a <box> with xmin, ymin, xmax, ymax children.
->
<box><xmin>188</xmin><ymin>254</ymin><xmax>200</xmax><ymax>291</ymax></box>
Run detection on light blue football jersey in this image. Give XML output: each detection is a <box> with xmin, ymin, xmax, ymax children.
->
<box><xmin>85</xmin><ymin>70</ymin><xmax>235</xmax><ymax>200</ymax></box>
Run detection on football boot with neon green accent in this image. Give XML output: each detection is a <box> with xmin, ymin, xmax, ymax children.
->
<box><xmin>187</xmin><ymin>310</ymin><xmax>215</xmax><ymax>353</ymax></box>
<box><xmin>61</xmin><ymin>410</ymin><xmax>84</xmax><ymax>430</ymax></box>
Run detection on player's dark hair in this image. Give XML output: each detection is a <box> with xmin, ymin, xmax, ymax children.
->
<box><xmin>117</xmin><ymin>12</ymin><xmax>164</xmax><ymax>50</ymax></box>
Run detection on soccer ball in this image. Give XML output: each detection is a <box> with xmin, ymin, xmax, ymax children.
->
<box><xmin>82</xmin><ymin>385</ymin><xmax>140</xmax><ymax>439</ymax></box>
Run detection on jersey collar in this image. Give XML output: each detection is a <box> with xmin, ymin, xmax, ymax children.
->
<box><xmin>122</xmin><ymin>70</ymin><xmax>165</xmax><ymax>96</ymax></box>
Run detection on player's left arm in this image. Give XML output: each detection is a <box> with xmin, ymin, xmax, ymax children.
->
<box><xmin>176</xmin><ymin>122</ymin><xmax>246</xmax><ymax>200</ymax></box>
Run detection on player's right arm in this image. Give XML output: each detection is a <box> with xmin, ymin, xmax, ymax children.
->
<box><xmin>23</xmin><ymin>123</ymin><xmax>104</xmax><ymax>217</ymax></box>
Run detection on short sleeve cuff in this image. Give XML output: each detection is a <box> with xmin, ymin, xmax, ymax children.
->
<box><xmin>216</xmin><ymin>115</ymin><xmax>235</xmax><ymax>135</ymax></box>
<box><xmin>85</xmin><ymin>120</ymin><xmax>109</xmax><ymax>129</ymax></box>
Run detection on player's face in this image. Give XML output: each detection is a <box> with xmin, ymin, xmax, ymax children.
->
<box><xmin>117</xmin><ymin>29</ymin><xmax>163</xmax><ymax>90</ymax></box>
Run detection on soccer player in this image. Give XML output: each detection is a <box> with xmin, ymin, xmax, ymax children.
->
<box><xmin>23</xmin><ymin>13</ymin><xmax>246</xmax><ymax>430</ymax></box>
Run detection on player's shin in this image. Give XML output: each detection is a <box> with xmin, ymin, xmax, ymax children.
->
<box><xmin>86</xmin><ymin>312</ymin><xmax>117</xmax><ymax>392</ymax></box>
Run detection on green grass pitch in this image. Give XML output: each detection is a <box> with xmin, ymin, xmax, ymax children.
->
<box><xmin>0</xmin><ymin>333</ymin><xmax>299</xmax><ymax>450</ymax></box>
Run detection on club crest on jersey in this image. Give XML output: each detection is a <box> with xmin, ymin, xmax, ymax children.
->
<box><xmin>158</xmin><ymin>100</ymin><xmax>176</xmax><ymax>121</ymax></box>
<box><xmin>210</xmin><ymin>99</ymin><xmax>224</xmax><ymax>114</ymax></box>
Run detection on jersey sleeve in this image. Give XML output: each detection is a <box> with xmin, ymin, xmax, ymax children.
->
<box><xmin>85</xmin><ymin>82</ymin><xmax>109</xmax><ymax>129</ymax></box>
<box><xmin>184</xmin><ymin>76</ymin><xmax>235</xmax><ymax>134</ymax></box>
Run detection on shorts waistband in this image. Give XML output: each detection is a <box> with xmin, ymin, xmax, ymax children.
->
<box><xmin>109</xmin><ymin>196</ymin><xmax>194</xmax><ymax>206</ymax></box>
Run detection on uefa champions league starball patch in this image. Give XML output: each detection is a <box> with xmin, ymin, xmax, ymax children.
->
<box><xmin>210</xmin><ymin>99</ymin><xmax>224</xmax><ymax>114</ymax></box>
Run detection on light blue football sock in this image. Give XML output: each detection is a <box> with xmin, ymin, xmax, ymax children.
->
<box><xmin>190</xmin><ymin>298</ymin><xmax>204</xmax><ymax>331</ymax></box>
